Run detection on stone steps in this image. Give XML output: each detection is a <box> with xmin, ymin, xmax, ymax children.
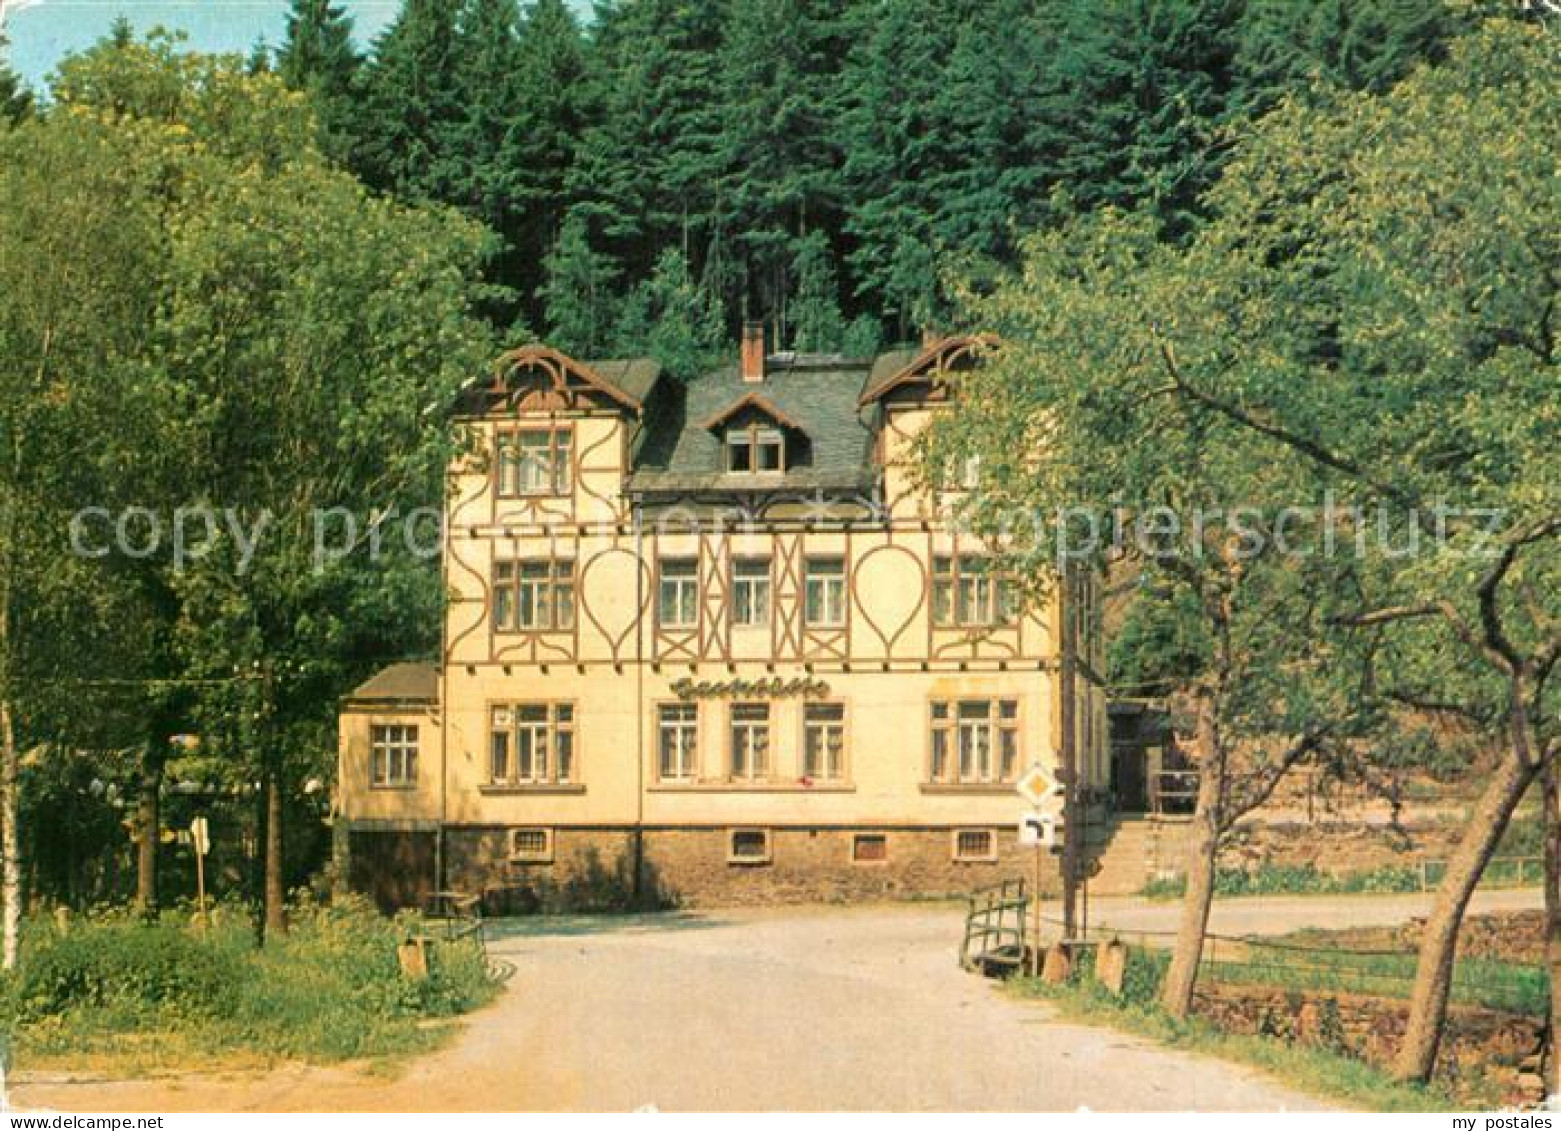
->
<box><xmin>1081</xmin><ymin>815</ymin><xmax>1192</xmax><ymax>895</ymax></box>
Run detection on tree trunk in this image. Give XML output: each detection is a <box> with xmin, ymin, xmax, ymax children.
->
<box><xmin>1393</xmin><ymin>751</ymin><xmax>1536</xmax><ymax>1081</ymax></box>
<box><xmin>263</xmin><ymin>751</ymin><xmax>286</xmax><ymax>937</ymax></box>
<box><xmin>1545</xmin><ymin>750</ymin><xmax>1561</xmax><ymax>1101</ymax></box>
<box><xmin>135</xmin><ymin>740</ymin><xmax>165</xmax><ymax>918</ymax></box>
<box><xmin>0</xmin><ymin>694</ymin><xmax>19</xmax><ymax>970</ymax></box>
<box><xmin>1161</xmin><ymin>696</ymin><xmax>1224</xmax><ymax>1019</ymax></box>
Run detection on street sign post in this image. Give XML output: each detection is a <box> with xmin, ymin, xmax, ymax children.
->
<box><xmin>1016</xmin><ymin>762</ymin><xmax>1066</xmax><ymax>972</ymax></box>
<box><xmin>1018</xmin><ymin>812</ymin><xmax>1057</xmax><ymax>850</ymax></box>
<box><xmin>1016</xmin><ymin>762</ymin><xmax>1063</xmax><ymax>812</ymax></box>
<box><xmin>190</xmin><ymin>817</ymin><xmax>210</xmax><ymax>926</ymax></box>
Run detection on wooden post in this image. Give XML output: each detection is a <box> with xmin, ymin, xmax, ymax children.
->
<box><xmin>195</xmin><ymin>839</ymin><xmax>208</xmax><ymax>927</ymax></box>
<box><xmin>1060</xmin><ymin>565</ymin><xmax>1079</xmax><ymax>941</ymax></box>
<box><xmin>190</xmin><ymin>816</ymin><xmax>211</xmax><ymax>927</ymax></box>
<box><xmin>1032</xmin><ymin>844</ymin><xmax>1043</xmax><ymax>975</ymax></box>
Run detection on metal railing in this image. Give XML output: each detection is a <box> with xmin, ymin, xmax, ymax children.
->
<box><xmin>1040</xmin><ymin>914</ymin><xmax>1546</xmax><ymax>1016</ymax></box>
<box><xmin>1149</xmin><ymin>769</ymin><xmax>1198</xmax><ymax>815</ymax></box>
<box><xmin>960</xmin><ymin>878</ymin><xmax>1029</xmax><ymax>973</ymax></box>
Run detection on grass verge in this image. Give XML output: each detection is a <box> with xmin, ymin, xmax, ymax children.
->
<box><xmin>1</xmin><ymin>895</ymin><xmax>498</xmax><ymax>1077</ymax></box>
<box><xmin>1006</xmin><ymin>972</ymin><xmax>1478</xmax><ymax>1112</ymax></box>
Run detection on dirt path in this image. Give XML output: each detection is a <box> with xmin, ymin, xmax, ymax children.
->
<box><xmin>1081</xmin><ymin>888</ymin><xmax>1541</xmax><ymax>942</ymax></box>
<box><xmin>14</xmin><ymin>901</ymin><xmax>1365</xmax><ymax>1113</ymax></box>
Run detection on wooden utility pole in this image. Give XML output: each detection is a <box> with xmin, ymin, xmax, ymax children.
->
<box><xmin>1059</xmin><ymin>566</ymin><xmax>1080</xmax><ymax>941</ymax></box>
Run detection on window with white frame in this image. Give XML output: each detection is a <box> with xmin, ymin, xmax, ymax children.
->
<box><xmin>658</xmin><ymin>703</ymin><xmax>699</xmax><ymax>782</ymax></box>
<box><xmin>928</xmin><ymin>699</ymin><xmax>1020</xmax><ymax>785</ymax></box>
<box><xmin>803</xmin><ymin>557</ymin><xmax>846</xmax><ymax>627</ymax></box>
<box><xmin>803</xmin><ymin>702</ymin><xmax>846</xmax><ymax>782</ymax></box>
<box><xmin>729</xmin><ymin>702</ymin><xmax>771</xmax><ymax>781</ymax></box>
<box><xmin>658</xmin><ymin>559</ymin><xmax>699</xmax><ymax>628</ymax></box>
<box><xmin>731</xmin><ymin>558</ymin><xmax>771</xmax><ymax>627</ymax></box>
<box><xmin>489</xmin><ymin>703</ymin><xmax>575</xmax><ymax>785</ymax></box>
<box><xmin>494</xmin><ymin>559</ymin><xmax>575</xmax><ymax>632</ymax></box>
<box><xmin>370</xmin><ymin>724</ymin><xmax>418</xmax><ymax>787</ymax></box>
<box><xmin>497</xmin><ymin>427</ymin><xmax>572</xmax><ymax>496</ymax></box>
<box><xmin>932</xmin><ymin>555</ymin><xmax>1017</xmax><ymax>627</ymax></box>
<box><xmin>727</xmin><ymin>425</ymin><xmax>784</xmax><ymax>474</ymax></box>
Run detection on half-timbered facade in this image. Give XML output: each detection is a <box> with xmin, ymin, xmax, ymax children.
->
<box><xmin>337</xmin><ymin>327</ymin><xmax>1108</xmax><ymax>908</ymax></box>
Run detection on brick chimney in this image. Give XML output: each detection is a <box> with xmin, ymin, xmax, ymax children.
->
<box><xmin>741</xmin><ymin>320</ymin><xmax>765</xmax><ymax>384</ymax></box>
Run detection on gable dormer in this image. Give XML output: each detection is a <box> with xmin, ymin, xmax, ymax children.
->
<box><xmin>474</xmin><ymin>344</ymin><xmax>654</xmax><ymax>418</ymax></box>
<box><xmin>699</xmin><ymin>391</ymin><xmax>809</xmax><ymax>475</ymax></box>
<box><xmin>857</xmin><ymin>333</ymin><xmax>1000</xmax><ymax>409</ymax></box>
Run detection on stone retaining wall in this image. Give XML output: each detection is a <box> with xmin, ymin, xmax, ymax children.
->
<box><xmin>1192</xmin><ymin>983</ymin><xmax>1543</xmax><ymax>1105</ymax></box>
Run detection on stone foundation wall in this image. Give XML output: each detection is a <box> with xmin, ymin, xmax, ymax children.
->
<box><xmin>1193</xmin><ymin>983</ymin><xmax>1543</xmax><ymax>1106</ymax></box>
<box><xmin>352</xmin><ymin>823</ymin><xmax>1057</xmax><ymax>911</ymax></box>
<box><xmin>1221</xmin><ymin>818</ymin><xmax>1466</xmax><ymax>875</ymax></box>
<box><xmin>638</xmin><ymin>826</ymin><xmax>1058</xmax><ymax>907</ymax></box>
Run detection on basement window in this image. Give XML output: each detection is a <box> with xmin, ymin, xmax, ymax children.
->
<box><xmin>728</xmin><ymin>828</ymin><xmax>772</xmax><ymax>865</ymax></box>
<box><xmin>851</xmin><ymin>833</ymin><xmax>888</xmax><ymax>864</ymax></box>
<box><xmin>510</xmin><ymin>827</ymin><xmax>554</xmax><ymax>864</ymax></box>
<box><xmin>952</xmin><ymin>828</ymin><xmax>997</xmax><ymax>863</ymax></box>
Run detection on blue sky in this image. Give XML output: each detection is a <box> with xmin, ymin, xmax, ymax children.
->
<box><xmin>2</xmin><ymin>1</ymin><xmax>591</xmax><ymax>88</ymax></box>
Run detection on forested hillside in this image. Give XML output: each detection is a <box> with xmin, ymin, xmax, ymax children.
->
<box><xmin>268</xmin><ymin>0</ymin><xmax>1503</xmax><ymax>368</ymax></box>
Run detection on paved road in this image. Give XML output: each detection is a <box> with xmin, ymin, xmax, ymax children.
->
<box><xmin>14</xmin><ymin>900</ymin><xmax>1387</xmax><ymax>1113</ymax></box>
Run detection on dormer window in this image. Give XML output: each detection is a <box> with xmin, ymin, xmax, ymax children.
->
<box><xmin>700</xmin><ymin>392</ymin><xmax>803</xmax><ymax>477</ymax></box>
<box><xmin>727</xmin><ymin>425</ymin><xmax>785</xmax><ymax>474</ymax></box>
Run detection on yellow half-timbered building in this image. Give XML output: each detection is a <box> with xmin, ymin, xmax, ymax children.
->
<box><xmin>337</xmin><ymin>328</ymin><xmax>1108</xmax><ymax>908</ymax></box>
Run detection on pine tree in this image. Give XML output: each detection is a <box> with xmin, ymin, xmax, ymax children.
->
<box><xmin>614</xmin><ymin>247</ymin><xmax>725</xmax><ymax>378</ymax></box>
<box><xmin>508</xmin><ymin>0</ymin><xmax>592</xmax><ymax>319</ymax></box>
<box><xmin>451</xmin><ymin>0</ymin><xmax>526</xmax><ymax>247</ymax></box>
<box><xmin>716</xmin><ymin>0</ymin><xmax>850</xmax><ymax>325</ymax></box>
<box><xmin>568</xmin><ymin>0</ymin><xmax>728</xmax><ymax>285</ymax></box>
<box><xmin>836</xmin><ymin>0</ymin><xmax>958</xmax><ymax>338</ymax></box>
<box><xmin>0</xmin><ymin>40</ymin><xmax>30</xmax><ymax>126</ymax></box>
<box><xmin>540</xmin><ymin>213</ymin><xmax>621</xmax><ymax>357</ymax></box>
<box><xmin>1031</xmin><ymin>0</ymin><xmax>1247</xmax><ymax>238</ymax></box>
<box><xmin>789</xmin><ymin>232</ymin><xmax>846</xmax><ymax>354</ymax></box>
<box><xmin>924</xmin><ymin>0</ymin><xmax>1051</xmax><ymax>264</ymax></box>
<box><xmin>275</xmin><ymin>0</ymin><xmax>360</xmax><ymax>155</ymax></box>
<box><xmin>351</xmin><ymin>0</ymin><xmax>466</xmax><ymax>201</ymax></box>
<box><xmin>1237</xmin><ymin>0</ymin><xmax>1465</xmax><ymax>107</ymax></box>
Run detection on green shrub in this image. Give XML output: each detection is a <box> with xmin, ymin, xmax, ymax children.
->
<box><xmin>7</xmin><ymin>921</ymin><xmax>246</xmax><ymax>1024</ymax></box>
<box><xmin>228</xmin><ymin>896</ymin><xmax>496</xmax><ymax>1059</ymax></box>
<box><xmin>0</xmin><ymin>895</ymin><xmax>497</xmax><ymax>1066</ymax></box>
<box><xmin>1141</xmin><ymin>862</ymin><xmax>1426</xmax><ymax>899</ymax></box>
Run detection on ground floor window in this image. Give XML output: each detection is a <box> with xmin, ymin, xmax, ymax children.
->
<box><xmin>490</xmin><ymin>703</ymin><xmax>575</xmax><ymax>785</ymax></box>
<box><xmin>370</xmin><ymin>724</ymin><xmax>418</xmax><ymax>787</ymax></box>
<box><xmin>728</xmin><ymin>828</ymin><xmax>772</xmax><ymax>864</ymax></box>
<box><xmin>952</xmin><ymin>828</ymin><xmax>998</xmax><ymax>862</ymax></box>
<box><xmin>851</xmin><ymin>833</ymin><xmax>888</xmax><ymax>863</ymax></box>
<box><xmin>658</xmin><ymin>703</ymin><xmax>699</xmax><ymax>782</ymax></box>
<box><xmin>729</xmin><ymin>702</ymin><xmax>771</xmax><ymax>781</ymax></box>
<box><xmin>510</xmin><ymin>827</ymin><xmax>554</xmax><ymax>863</ymax></box>
<box><xmin>929</xmin><ymin>699</ymin><xmax>1020</xmax><ymax>785</ymax></box>
<box><xmin>803</xmin><ymin>702</ymin><xmax>846</xmax><ymax>782</ymax></box>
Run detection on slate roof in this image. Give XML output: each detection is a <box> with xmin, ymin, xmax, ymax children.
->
<box><xmin>585</xmin><ymin>358</ymin><xmax>663</xmax><ymax>406</ymax></box>
<box><xmin>629</xmin><ymin>354</ymin><xmax>879</xmax><ymax>495</ymax></box>
<box><xmin>451</xmin><ymin>354</ymin><xmax>661</xmax><ymax>417</ymax></box>
<box><xmin>344</xmin><ymin>662</ymin><xmax>438</xmax><ymax>705</ymax></box>
<box><xmin>857</xmin><ymin>334</ymin><xmax>1000</xmax><ymax>406</ymax></box>
<box><xmin>858</xmin><ymin>347</ymin><xmax>921</xmax><ymax>405</ymax></box>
